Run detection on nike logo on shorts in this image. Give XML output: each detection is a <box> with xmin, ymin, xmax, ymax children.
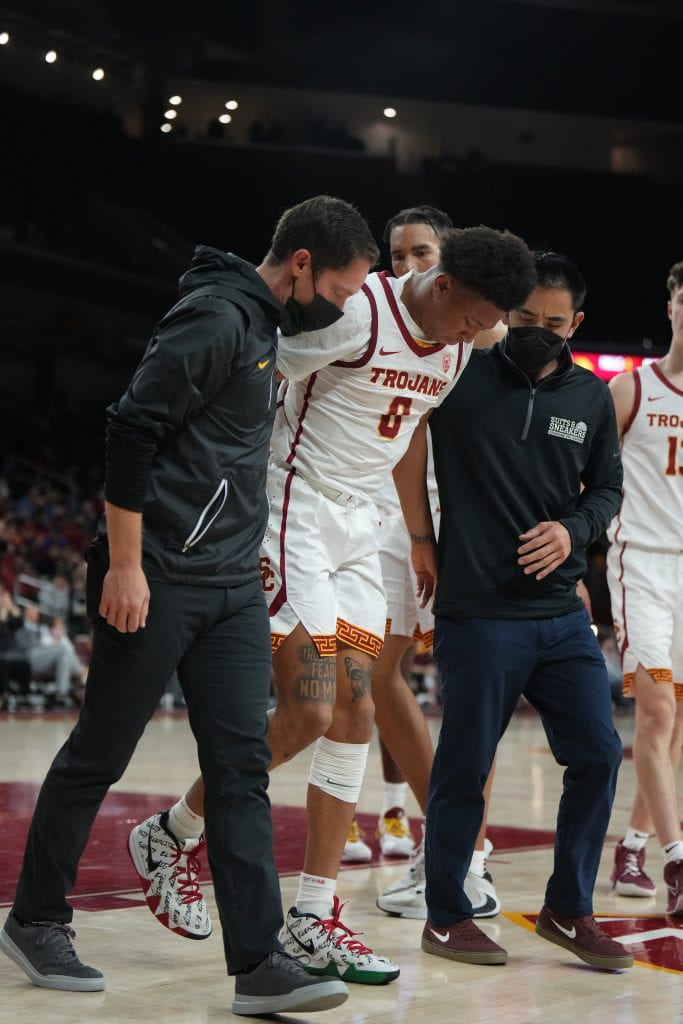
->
<box><xmin>258</xmin><ymin>359</ymin><xmax>270</xmax><ymax>369</ymax></box>
<box><xmin>551</xmin><ymin>919</ymin><xmax>576</xmax><ymax>939</ymax></box>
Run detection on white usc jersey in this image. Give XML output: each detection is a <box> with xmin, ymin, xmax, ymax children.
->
<box><xmin>273</xmin><ymin>270</ymin><xmax>471</xmax><ymax>498</ymax></box>
<box><xmin>608</xmin><ymin>362</ymin><xmax>683</xmax><ymax>552</ymax></box>
<box><xmin>374</xmin><ymin>434</ymin><xmax>439</xmax><ymax>522</ymax></box>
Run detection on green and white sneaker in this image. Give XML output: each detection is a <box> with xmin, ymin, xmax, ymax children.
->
<box><xmin>279</xmin><ymin>897</ymin><xmax>399</xmax><ymax>985</ymax></box>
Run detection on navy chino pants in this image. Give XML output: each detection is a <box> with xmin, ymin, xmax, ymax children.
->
<box><xmin>426</xmin><ymin>608</ymin><xmax>622</xmax><ymax>923</ymax></box>
<box><xmin>13</xmin><ymin>544</ymin><xmax>283</xmax><ymax>973</ymax></box>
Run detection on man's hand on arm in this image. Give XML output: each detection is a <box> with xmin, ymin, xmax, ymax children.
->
<box><xmin>517</xmin><ymin>521</ymin><xmax>572</xmax><ymax>581</ymax></box>
<box><xmin>100</xmin><ymin>502</ymin><xmax>150</xmax><ymax>633</ymax></box>
<box><xmin>410</xmin><ymin>532</ymin><xmax>438</xmax><ymax>608</ymax></box>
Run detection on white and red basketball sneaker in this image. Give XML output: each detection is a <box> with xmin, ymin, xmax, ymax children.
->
<box><xmin>127</xmin><ymin>810</ymin><xmax>211</xmax><ymax>939</ymax></box>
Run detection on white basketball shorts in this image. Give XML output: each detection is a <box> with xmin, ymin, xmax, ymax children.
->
<box><xmin>261</xmin><ymin>458</ymin><xmax>386</xmax><ymax>659</ymax></box>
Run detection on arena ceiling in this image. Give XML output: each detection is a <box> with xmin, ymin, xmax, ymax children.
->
<box><xmin>1</xmin><ymin>0</ymin><xmax>681</xmax><ymax>120</ymax></box>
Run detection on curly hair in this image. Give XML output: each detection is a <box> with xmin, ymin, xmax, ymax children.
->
<box><xmin>267</xmin><ymin>195</ymin><xmax>379</xmax><ymax>272</ymax></box>
<box><xmin>667</xmin><ymin>260</ymin><xmax>683</xmax><ymax>296</ymax></box>
<box><xmin>383</xmin><ymin>205</ymin><xmax>454</xmax><ymax>244</ymax></box>
<box><xmin>439</xmin><ymin>226</ymin><xmax>536</xmax><ymax>312</ymax></box>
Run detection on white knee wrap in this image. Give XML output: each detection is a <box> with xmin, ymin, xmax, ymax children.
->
<box><xmin>308</xmin><ymin>737</ymin><xmax>370</xmax><ymax>804</ymax></box>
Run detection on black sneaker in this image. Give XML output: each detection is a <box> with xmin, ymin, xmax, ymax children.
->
<box><xmin>0</xmin><ymin>911</ymin><xmax>105</xmax><ymax>991</ymax></box>
<box><xmin>232</xmin><ymin>950</ymin><xmax>348</xmax><ymax>1016</ymax></box>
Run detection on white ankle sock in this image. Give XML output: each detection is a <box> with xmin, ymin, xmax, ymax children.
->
<box><xmin>623</xmin><ymin>827</ymin><xmax>649</xmax><ymax>852</ymax></box>
<box><xmin>469</xmin><ymin>849</ymin><xmax>486</xmax><ymax>877</ymax></box>
<box><xmin>295</xmin><ymin>873</ymin><xmax>336</xmax><ymax>918</ymax></box>
<box><xmin>167</xmin><ymin>795</ymin><xmax>204</xmax><ymax>842</ymax></box>
<box><xmin>382</xmin><ymin>782</ymin><xmax>408</xmax><ymax>816</ymax></box>
<box><xmin>662</xmin><ymin>840</ymin><xmax>683</xmax><ymax>865</ymax></box>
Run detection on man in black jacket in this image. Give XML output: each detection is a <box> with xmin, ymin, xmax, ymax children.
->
<box><xmin>0</xmin><ymin>195</ymin><xmax>378</xmax><ymax>1016</ymax></box>
<box><xmin>396</xmin><ymin>252</ymin><xmax>633</xmax><ymax>971</ymax></box>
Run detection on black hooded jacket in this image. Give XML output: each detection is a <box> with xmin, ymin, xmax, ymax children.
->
<box><xmin>99</xmin><ymin>247</ymin><xmax>284</xmax><ymax>586</ymax></box>
<box><xmin>430</xmin><ymin>339</ymin><xmax>623</xmax><ymax>620</ymax></box>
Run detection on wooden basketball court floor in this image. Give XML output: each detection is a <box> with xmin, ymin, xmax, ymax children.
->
<box><xmin>1</xmin><ymin>704</ymin><xmax>682</xmax><ymax>1024</ymax></box>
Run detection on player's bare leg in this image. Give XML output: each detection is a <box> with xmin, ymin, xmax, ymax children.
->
<box><xmin>620</xmin><ymin>665</ymin><xmax>683</xmax><ymax>910</ymax></box>
<box><xmin>631</xmin><ymin>664</ymin><xmax>680</xmax><ymax>844</ymax></box>
<box><xmin>373</xmin><ymin>636</ymin><xmax>432</xmax><ymax>811</ymax></box>
<box><xmin>303</xmin><ymin>645</ymin><xmax>375</xmax><ymax>879</ymax></box>
<box><xmin>173</xmin><ymin>623</ymin><xmax>335</xmax><ymax>817</ymax></box>
<box><xmin>269</xmin><ymin>623</ymin><xmax>336</xmax><ymax>768</ymax></box>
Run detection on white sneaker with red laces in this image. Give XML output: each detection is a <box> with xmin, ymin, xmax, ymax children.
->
<box><xmin>279</xmin><ymin>896</ymin><xmax>399</xmax><ymax>985</ymax></box>
<box><xmin>127</xmin><ymin>810</ymin><xmax>212</xmax><ymax>939</ymax></box>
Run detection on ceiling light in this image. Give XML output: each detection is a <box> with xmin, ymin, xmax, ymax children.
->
<box><xmin>225</xmin><ymin>100</ymin><xmax>238</xmax><ymax>110</ymax></box>
<box><xmin>45</xmin><ymin>50</ymin><xmax>58</xmax><ymax>64</ymax></box>
<box><xmin>169</xmin><ymin>95</ymin><xmax>182</xmax><ymax>105</ymax></box>
<box><xmin>92</xmin><ymin>68</ymin><xmax>105</xmax><ymax>81</ymax></box>
<box><xmin>164</xmin><ymin>109</ymin><xmax>177</xmax><ymax>120</ymax></box>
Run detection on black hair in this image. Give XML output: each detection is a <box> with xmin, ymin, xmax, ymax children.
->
<box><xmin>383</xmin><ymin>205</ymin><xmax>454</xmax><ymax>244</ymax></box>
<box><xmin>439</xmin><ymin>227</ymin><xmax>536</xmax><ymax>313</ymax></box>
<box><xmin>667</xmin><ymin>260</ymin><xmax>683</xmax><ymax>297</ymax></box>
<box><xmin>533</xmin><ymin>251</ymin><xmax>587</xmax><ymax>311</ymax></box>
<box><xmin>267</xmin><ymin>195</ymin><xmax>378</xmax><ymax>272</ymax></box>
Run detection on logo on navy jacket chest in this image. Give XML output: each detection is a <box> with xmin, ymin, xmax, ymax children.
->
<box><xmin>547</xmin><ymin>415</ymin><xmax>588</xmax><ymax>444</ymax></box>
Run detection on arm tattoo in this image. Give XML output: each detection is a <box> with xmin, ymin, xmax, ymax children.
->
<box><xmin>343</xmin><ymin>655</ymin><xmax>372</xmax><ymax>702</ymax></box>
<box><xmin>410</xmin><ymin>532</ymin><xmax>436</xmax><ymax>544</ymax></box>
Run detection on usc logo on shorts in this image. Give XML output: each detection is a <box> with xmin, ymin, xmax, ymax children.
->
<box><xmin>260</xmin><ymin>556</ymin><xmax>275</xmax><ymax>592</ymax></box>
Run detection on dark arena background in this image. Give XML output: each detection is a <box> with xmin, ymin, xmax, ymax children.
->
<box><xmin>1</xmin><ymin>3</ymin><xmax>683</xmax><ymax>1022</ymax></box>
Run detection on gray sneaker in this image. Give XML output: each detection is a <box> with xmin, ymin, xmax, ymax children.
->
<box><xmin>232</xmin><ymin>950</ymin><xmax>348</xmax><ymax>1016</ymax></box>
<box><xmin>0</xmin><ymin>911</ymin><xmax>105</xmax><ymax>991</ymax></box>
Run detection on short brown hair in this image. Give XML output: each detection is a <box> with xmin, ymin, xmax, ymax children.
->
<box><xmin>268</xmin><ymin>195</ymin><xmax>378</xmax><ymax>272</ymax></box>
<box><xmin>667</xmin><ymin>261</ymin><xmax>683</xmax><ymax>296</ymax></box>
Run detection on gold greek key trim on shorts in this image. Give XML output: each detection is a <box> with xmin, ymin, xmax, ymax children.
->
<box><xmin>336</xmin><ymin>617</ymin><xmax>384</xmax><ymax>658</ymax></box>
<box><xmin>412</xmin><ymin>626</ymin><xmax>434</xmax><ymax>652</ymax></box>
<box><xmin>311</xmin><ymin>634</ymin><xmax>337</xmax><ymax>657</ymax></box>
<box><xmin>271</xmin><ymin>633</ymin><xmax>288</xmax><ymax>654</ymax></box>
<box><xmin>271</xmin><ymin>631</ymin><xmax>336</xmax><ymax>656</ymax></box>
<box><xmin>623</xmin><ymin>667</ymin><xmax>683</xmax><ymax>700</ymax></box>
<box><xmin>385</xmin><ymin>617</ymin><xmax>392</xmax><ymax>637</ymax></box>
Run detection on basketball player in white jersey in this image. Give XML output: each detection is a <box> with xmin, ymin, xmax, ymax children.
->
<box><xmin>607</xmin><ymin>261</ymin><xmax>683</xmax><ymax>913</ymax></box>
<box><xmin>342</xmin><ymin>207</ymin><xmax>504</xmax><ymax>921</ymax></box>
<box><xmin>129</xmin><ymin>226</ymin><xmax>536</xmax><ymax>984</ymax></box>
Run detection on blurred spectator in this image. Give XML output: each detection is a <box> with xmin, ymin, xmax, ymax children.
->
<box><xmin>0</xmin><ymin>584</ymin><xmax>31</xmax><ymax>700</ymax></box>
<box><xmin>15</xmin><ymin>605</ymin><xmax>87</xmax><ymax>706</ymax></box>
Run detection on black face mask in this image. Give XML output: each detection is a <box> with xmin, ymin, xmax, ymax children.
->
<box><xmin>280</xmin><ymin>267</ymin><xmax>344</xmax><ymax>336</ymax></box>
<box><xmin>506</xmin><ymin>326</ymin><xmax>567</xmax><ymax>377</ymax></box>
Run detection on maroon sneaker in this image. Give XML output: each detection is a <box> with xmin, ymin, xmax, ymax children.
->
<box><xmin>610</xmin><ymin>840</ymin><xmax>657</xmax><ymax>897</ymax></box>
<box><xmin>664</xmin><ymin>859</ymin><xmax>683</xmax><ymax>915</ymax></box>
<box><xmin>535</xmin><ymin>906</ymin><xmax>633</xmax><ymax>970</ymax></box>
<box><xmin>421</xmin><ymin>918</ymin><xmax>507</xmax><ymax>965</ymax></box>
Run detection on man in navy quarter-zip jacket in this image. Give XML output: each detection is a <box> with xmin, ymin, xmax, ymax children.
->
<box><xmin>0</xmin><ymin>195</ymin><xmax>378</xmax><ymax>1016</ymax></box>
<box><xmin>395</xmin><ymin>252</ymin><xmax>632</xmax><ymax>972</ymax></box>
